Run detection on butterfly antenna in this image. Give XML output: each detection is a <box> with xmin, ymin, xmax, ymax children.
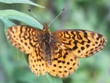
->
<box><xmin>48</xmin><ymin>8</ymin><xmax>65</xmax><ymax>26</ymax></box>
<box><xmin>28</xmin><ymin>9</ymin><xmax>43</xmax><ymax>24</ymax></box>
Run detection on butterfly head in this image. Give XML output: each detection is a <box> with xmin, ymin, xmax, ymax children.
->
<box><xmin>43</xmin><ymin>23</ymin><xmax>50</xmax><ymax>33</ymax></box>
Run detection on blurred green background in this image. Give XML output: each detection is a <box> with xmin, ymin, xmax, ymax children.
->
<box><xmin>0</xmin><ymin>0</ymin><xmax>110</xmax><ymax>83</ymax></box>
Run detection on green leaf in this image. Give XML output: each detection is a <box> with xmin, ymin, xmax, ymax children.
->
<box><xmin>0</xmin><ymin>0</ymin><xmax>44</xmax><ymax>8</ymax></box>
<box><xmin>46</xmin><ymin>73</ymin><xmax>63</xmax><ymax>83</ymax></box>
<box><xmin>0</xmin><ymin>9</ymin><xmax>43</xmax><ymax>29</ymax></box>
<box><xmin>0</xmin><ymin>17</ymin><xmax>15</xmax><ymax>27</ymax></box>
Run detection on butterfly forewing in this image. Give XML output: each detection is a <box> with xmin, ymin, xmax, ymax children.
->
<box><xmin>52</xmin><ymin>30</ymin><xmax>106</xmax><ymax>58</ymax></box>
<box><xmin>7</xmin><ymin>25</ymin><xmax>43</xmax><ymax>54</ymax></box>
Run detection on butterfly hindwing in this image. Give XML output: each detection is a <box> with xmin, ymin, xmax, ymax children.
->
<box><xmin>29</xmin><ymin>48</ymin><xmax>48</xmax><ymax>76</ymax></box>
<box><xmin>48</xmin><ymin>43</ymin><xmax>79</xmax><ymax>77</ymax></box>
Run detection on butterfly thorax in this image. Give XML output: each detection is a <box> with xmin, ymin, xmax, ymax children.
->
<box><xmin>42</xmin><ymin>23</ymin><xmax>52</xmax><ymax>66</ymax></box>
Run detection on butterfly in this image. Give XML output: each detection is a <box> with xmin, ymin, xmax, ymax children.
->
<box><xmin>7</xmin><ymin>23</ymin><xmax>107</xmax><ymax>78</ymax></box>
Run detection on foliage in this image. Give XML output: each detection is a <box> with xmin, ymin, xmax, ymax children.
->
<box><xmin>0</xmin><ymin>0</ymin><xmax>44</xmax><ymax>8</ymax></box>
<box><xmin>0</xmin><ymin>0</ymin><xmax>110</xmax><ymax>83</ymax></box>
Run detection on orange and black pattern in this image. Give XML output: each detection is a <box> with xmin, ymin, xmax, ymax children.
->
<box><xmin>7</xmin><ymin>23</ymin><xmax>107</xmax><ymax>78</ymax></box>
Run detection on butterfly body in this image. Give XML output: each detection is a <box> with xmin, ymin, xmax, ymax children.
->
<box><xmin>41</xmin><ymin>23</ymin><xmax>52</xmax><ymax>66</ymax></box>
<box><xmin>7</xmin><ymin>23</ymin><xmax>107</xmax><ymax>78</ymax></box>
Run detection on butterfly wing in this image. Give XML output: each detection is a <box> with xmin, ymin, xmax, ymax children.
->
<box><xmin>7</xmin><ymin>25</ymin><xmax>107</xmax><ymax>78</ymax></box>
<box><xmin>7</xmin><ymin>25</ymin><xmax>43</xmax><ymax>54</ymax></box>
<box><xmin>7</xmin><ymin>25</ymin><xmax>49</xmax><ymax>76</ymax></box>
<box><xmin>29</xmin><ymin>48</ymin><xmax>48</xmax><ymax>76</ymax></box>
<box><xmin>48</xmin><ymin>29</ymin><xmax>106</xmax><ymax>78</ymax></box>
<box><xmin>51</xmin><ymin>29</ymin><xmax>106</xmax><ymax>58</ymax></box>
<box><xmin>48</xmin><ymin>44</ymin><xmax>79</xmax><ymax>78</ymax></box>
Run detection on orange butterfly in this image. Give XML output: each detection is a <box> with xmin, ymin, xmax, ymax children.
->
<box><xmin>7</xmin><ymin>23</ymin><xmax>107</xmax><ymax>78</ymax></box>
